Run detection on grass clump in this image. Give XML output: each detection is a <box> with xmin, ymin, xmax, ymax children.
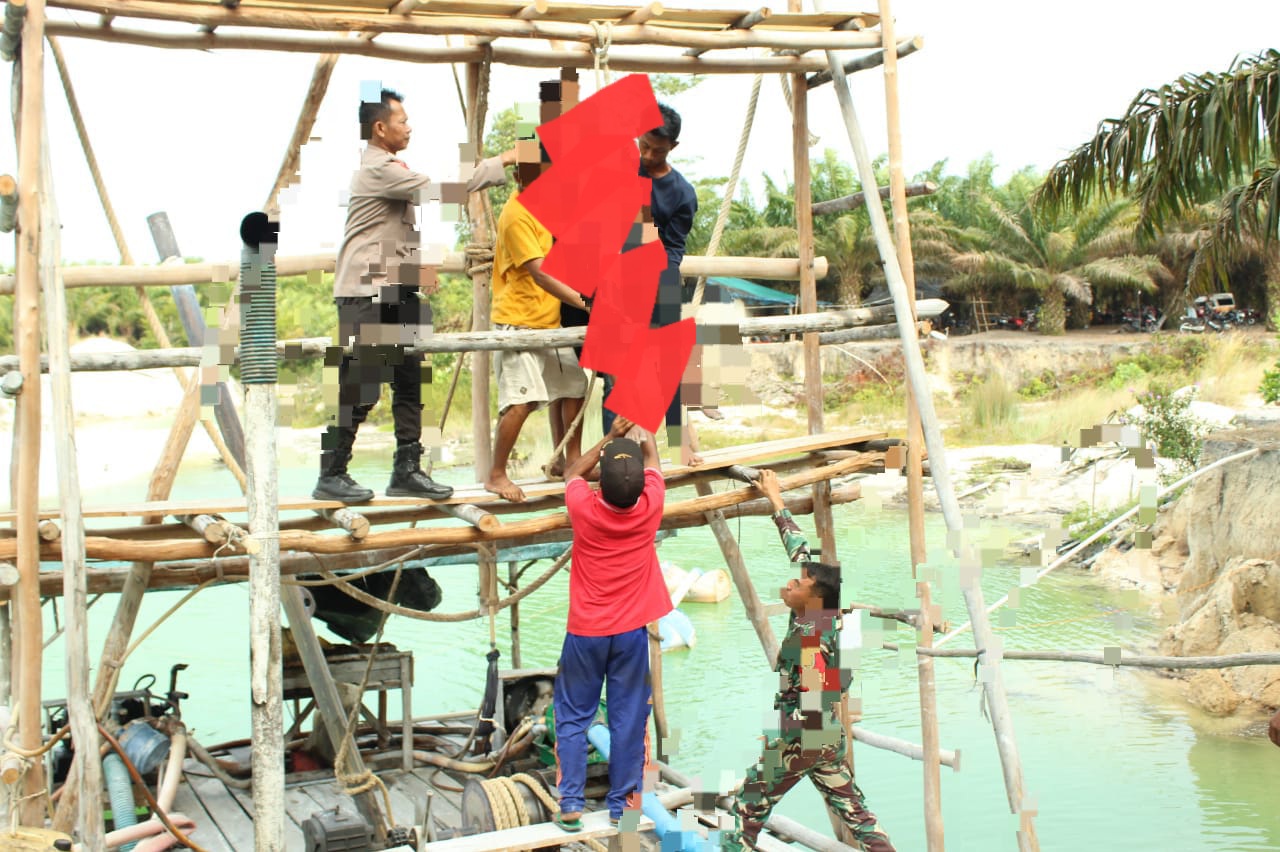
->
<box><xmin>968</xmin><ymin>375</ymin><xmax>1019</xmax><ymax>429</ymax></box>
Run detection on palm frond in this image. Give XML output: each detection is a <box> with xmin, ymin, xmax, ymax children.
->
<box><xmin>1036</xmin><ymin>49</ymin><xmax>1280</xmax><ymax>227</ymax></box>
<box><xmin>1051</xmin><ymin>273</ymin><xmax>1093</xmax><ymax>304</ymax></box>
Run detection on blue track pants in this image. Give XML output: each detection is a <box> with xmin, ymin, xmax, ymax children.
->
<box><xmin>553</xmin><ymin>627</ymin><xmax>652</xmax><ymax>818</ymax></box>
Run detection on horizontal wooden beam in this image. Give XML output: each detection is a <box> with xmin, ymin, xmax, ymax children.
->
<box><xmin>684</xmin><ymin>5</ymin><xmax>767</xmax><ymax>57</ymax></box>
<box><xmin>0</xmin><ymin>252</ymin><xmax>826</xmax><ymax>295</ymax></box>
<box><xmin>812</xmin><ymin>179</ymin><xmax>936</xmax><ymax>217</ymax></box>
<box><xmin>47</xmin><ymin>0</ymin><xmax>884</xmax><ymax>51</ymax></box>
<box><xmin>0</xmin><ymin>301</ymin><xmax>948</xmax><ymax>374</ymax></box>
<box><xmin>806</xmin><ymin>34</ymin><xmax>922</xmax><ymax>88</ymax></box>
<box><xmin>44</xmin><ymin>20</ymin><xmax>844</xmax><ymax>73</ymax></box>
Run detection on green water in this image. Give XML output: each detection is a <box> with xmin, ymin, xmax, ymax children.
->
<box><xmin>41</xmin><ymin>448</ymin><xmax>1280</xmax><ymax>851</ymax></box>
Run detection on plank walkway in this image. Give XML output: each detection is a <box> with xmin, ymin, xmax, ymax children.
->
<box><xmin>3</xmin><ymin>428</ymin><xmax>883</xmax><ymax>521</ymax></box>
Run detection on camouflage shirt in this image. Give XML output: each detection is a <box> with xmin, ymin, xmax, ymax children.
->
<box><xmin>770</xmin><ymin>510</ymin><xmax>843</xmax><ymax>735</ymax></box>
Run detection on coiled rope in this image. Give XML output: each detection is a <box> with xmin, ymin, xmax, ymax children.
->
<box><xmin>482</xmin><ymin>773</ymin><xmax>608</xmax><ymax>852</ymax></box>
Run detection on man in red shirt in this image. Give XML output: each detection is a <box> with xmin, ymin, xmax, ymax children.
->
<box><xmin>553</xmin><ymin>416</ymin><xmax>672</xmax><ymax>832</ymax></box>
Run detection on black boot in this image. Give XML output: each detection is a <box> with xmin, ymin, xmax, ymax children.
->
<box><xmin>312</xmin><ymin>443</ymin><xmax>375</xmax><ymax>504</ymax></box>
<box><xmin>387</xmin><ymin>443</ymin><xmax>453</xmax><ymax>500</ymax></box>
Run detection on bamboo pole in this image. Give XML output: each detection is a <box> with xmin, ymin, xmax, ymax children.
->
<box><xmin>45</xmin><ymin>0</ymin><xmax>886</xmax><ymax>51</ymax></box>
<box><xmin>694</xmin><ymin>482</ymin><xmax>779</xmax><ymax>667</ymax></box>
<box><xmin>264</xmin><ymin>53</ymin><xmax>337</xmax><ymax>215</ymax></box>
<box><xmin>684</xmin><ymin>6</ymin><xmax>769</xmax><ymax>57</ymax></box>
<box><xmin>805</xmin><ymin>34</ymin><xmax>922</xmax><ymax>89</ymax></box>
<box><xmin>884</xmin><ymin>646</ymin><xmax>1280</xmax><ymax>669</ymax></box>
<box><xmin>435</xmin><ymin>503</ymin><xmax>500</xmax><ymax>532</ymax></box>
<box><xmin>812</xmin><ymin>179</ymin><xmax>935</xmax><ymax>217</ymax></box>
<box><xmin>38</xmin><ymin>105</ymin><xmax>105</xmax><ymax>848</ymax></box>
<box><xmin>11</xmin><ymin>0</ymin><xmax>47</xmax><ymax>820</ymax></box>
<box><xmin>647</xmin><ymin>620</ymin><xmax>668</xmax><ymax>761</ymax></box>
<box><xmin>818</xmin><ymin>22</ymin><xmax>1039</xmax><ymax>850</ymax></box>
<box><xmin>316</xmin><ymin>507</ymin><xmax>370</xmax><ymax>540</ymax></box>
<box><xmin>0</xmin><ymin>251</ymin><xmax>829</xmax><ymax>294</ymax></box>
<box><xmin>6</xmin><ymin>453</ymin><xmax>875</xmax><ymax>563</ymax></box>
<box><xmin>42</xmin><ymin>22</ymin><xmax>850</xmax><ymax>74</ymax></box>
<box><xmin>26</xmin><ymin>482</ymin><xmax>865</xmax><ymax>597</ymax></box>
<box><xmin>875</xmin><ymin>0</ymin><xmax>942</xmax><ymax>846</ymax></box>
<box><xmin>851</xmin><ymin>725</ymin><xmax>958</xmax><ymax>769</ymax></box>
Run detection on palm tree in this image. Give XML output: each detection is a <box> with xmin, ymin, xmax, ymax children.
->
<box><xmin>952</xmin><ymin>197</ymin><xmax>1166</xmax><ymax>334</ymax></box>
<box><xmin>1037</xmin><ymin>49</ymin><xmax>1279</xmax><ymax>323</ymax></box>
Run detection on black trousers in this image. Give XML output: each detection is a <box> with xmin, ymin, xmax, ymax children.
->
<box><xmin>321</xmin><ymin>290</ymin><xmax>429</xmax><ymax>455</ymax></box>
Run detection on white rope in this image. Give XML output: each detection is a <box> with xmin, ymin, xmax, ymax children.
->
<box><xmin>692</xmin><ymin>73</ymin><xmax>762</xmax><ymax>308</ymax></box>
<box><xmin>590</xmin><ymin>21</ymin><xmax>614</xmax><ymax>89</ymax></box>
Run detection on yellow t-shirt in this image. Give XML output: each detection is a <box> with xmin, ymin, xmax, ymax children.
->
<box><xmin>492</xmin><ymin>194</ymin><xmax>561</xmax><ymax>329</ymax></box>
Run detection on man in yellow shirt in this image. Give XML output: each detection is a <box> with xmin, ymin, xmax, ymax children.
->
<box><xmin>485</xmin><ymin>84</ymin><xmax>590</xmax><ymax>503</ymax></box>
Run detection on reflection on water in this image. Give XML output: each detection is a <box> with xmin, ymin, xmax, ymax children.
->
<box><xmin>40</xmin><ymin>458</ymin><xmax>1280</xmax><ymax>849</ymax></box>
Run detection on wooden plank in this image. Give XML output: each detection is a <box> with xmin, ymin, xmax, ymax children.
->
<box><xmin>185</xmin><ymin>772</ymin><xmax>258</xmax><ymax>849</ymax></box>
<box><xmin>0</xmin><ymin>429</ymin><xmax>884</xmax><ymax>521</ymax></box>
<box><xmin>172</xmin><ymin>779</ymin><xmax>236</xmax><ymax>852</ymax></box>
<box><xmin>423</xmin><ymin>809</ymin><xmax>654</xmax><ymax>851</ymax></box>
<box><xmin>226</xmin><ymin>780</ymin><xmax>307</xmax><ymax>849</ymax></box>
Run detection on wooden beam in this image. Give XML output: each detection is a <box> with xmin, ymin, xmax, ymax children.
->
<box><xmin>4</xmin><ymin>454</ymin><xmax>875</xmax><ymax>564</ymax></box>
<box><xmin>806</xmin><ymin>34</ymin><xmax>922</xmax><ymax>88</ymax></box>
<box><xmin>28</xmin><ymin>483</ymin><xmax>865</xmax><ymax>597</ymax></box>
<box><xmin>464</xmin><ymin>59</ymin><xmax>493</xmax><ymax>489</ymax></box>
<box><xmin>44</xmin><ymin>21</ymin><xmax>851</xmax><ymax>73</ymax></box>
<box><xmin>0</xmin><ymin>252</ymin><xmax>829</xmax><ymax>296</ymax></box>
<box><xmin>45</xmin><ymin>0</ymin><xmax>886</xmax><ymax>52</ymax></box>
<box><xmin>695</xmin><ymin>481</ymin><xmax>778</xmax><ymax>665</ymax></box>
<box><xmin>812</xmin><ymin>179</ymin><xmax>935</xmax><ymax>217</ymax></box>
<box><xmin>684</xmin><ymin>6</ymin><xmax>768</xmax><ymax>57</ymax></box>
<box><xmin>264</xmin><ymin>53</ymin><xmax>338</xmax><ymax>215</ymax></box>
<box><xmin>619</xmin><ymin>1</ymin><xmax>662</xmax><ymax>26</ymax></box>
<box><xmin>12</xmin><ymin>0</ymin><xmax>47</xmax><ymax>821</ymax></box>
<box><xmin>316</xmin><ymin>507</ymin><xmax>370</xmax><ymax>540</ymax></box>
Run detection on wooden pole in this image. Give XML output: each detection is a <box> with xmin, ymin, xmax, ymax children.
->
<box><xmin>508</xmin><ymin>561</ymin><xmax>521</xmax><ymax>669</ymax></box>
<box><xmin>44</xmin><ymin>22</ymin><xmax>850</xmax><ymax>74</ymax></box>
<box><xmin>875</xmin><ymin>0</ymin><xmax>942</xmax><ymax>846</ymax></box>
<box><xmin>238</xmin><ymin>222</ymin><xmax>285</xmax><ymax>852</ymax></box>
<box><xmin>818</xmin><ymin>25</ymin><xmax>1040</xmax><ymax>851</ymax></box>
<box><xmin>694</xmin><ymin>482</ymin><xmax>778</xmax><ymax>665</ymax></box>
<box><xmin>811</xmin><ymin>179</ymin><xmax>935</xmax><ymax>217</ymax></box>
<box><xmin>805</xmin><ymin>34</ymin><xmax>922</xmax><ymax>89</ymax></box>
<box><xmin>12</xmin><ymin>0</ymin><xmax>47</xmax><ymax>821</ymax></box>
<box><xmin>45</xmin><ymin>0</ymin><xmax>886</xmax><ymax>52</ymax></box>
<box><xmin>264</xmin><ymin>53</ymin><xmax>337</xmax><ymax>215</ymax></box>
<box><xmin>0</xmin><ymin>251</ymin><xmax>830</xmax><ymax>294</ymax></box>
<box><xmin>38</xmin><ymin>108</ymin><xmax>106</xmax><ymax>848</ymax></box>
<box><xmin>466</xmin><ymin>60</ymin><xmax>494</xmax><ymax>483</ymax></box>
<box><xmin>647</xmin><ymin>621</ymin><xmax>668</xmax><ymax>762</ymax></box>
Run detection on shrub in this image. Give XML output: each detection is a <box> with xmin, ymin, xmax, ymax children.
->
<box><xmin>1107</xmin><ymin>361</ymin><xmax>1148</xmax><ymax>391</ymax></box>
<box><xmin>1121</xmin><ymin>381</ymin><xmax>1210</xmax><ymax>483</ymax></box>
<box><xmin>1261</xmin><ymin>365</ymin><xmax>1280</xmax><ymax>404</ymax></box>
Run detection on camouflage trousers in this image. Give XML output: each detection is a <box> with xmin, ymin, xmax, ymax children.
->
<box><xmin>721</xmin><ymin>735</ymin><xmax>894</xmax><ymax>852</ymax></box>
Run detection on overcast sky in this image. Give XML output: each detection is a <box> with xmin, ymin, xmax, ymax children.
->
<box><xmin>2</xmin><ymin>0</ymin><xmax>1277</xmax><ymax>266</ymax></box>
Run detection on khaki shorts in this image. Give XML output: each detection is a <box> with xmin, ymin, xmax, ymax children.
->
<box><xmin>493</xmin><ymin>324</ymin><xmax>589</xmax><ymax>414</ymax></box>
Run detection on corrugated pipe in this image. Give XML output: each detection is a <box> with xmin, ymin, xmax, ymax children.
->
<box><xmin>103</xmin><ymin>753</ymin><xmax>138</xmax><ymax>849</ymax></box>
<box><xmin>239</xmin><ymin>212</ymin><xmax>279</xmax><ymax>385</ymax></box>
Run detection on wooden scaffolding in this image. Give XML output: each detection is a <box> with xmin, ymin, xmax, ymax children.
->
<box><xmin>0</xmin><ymin>0</ymin><xmax>1043</xmax><ymax>849</ymax></box>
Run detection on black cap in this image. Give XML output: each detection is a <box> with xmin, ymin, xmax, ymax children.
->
<box><xmin>600</xmin><ymin>438</ymin><xmax>645</xmax><ymax>508</ymax></box>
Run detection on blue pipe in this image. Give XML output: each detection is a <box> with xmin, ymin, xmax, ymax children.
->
<box><xmin>103</xmin><ymin>753</ymin><xmax>138</xmax><ymax>851</ymax></box>
<box><xmin>586</xmin><ymin>725</ymin><xmax>704</xmax><ymax>851</ymax></box>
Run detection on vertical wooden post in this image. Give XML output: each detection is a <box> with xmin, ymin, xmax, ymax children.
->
<box><xmin>12</xmin><ymin>0</ymin><xmax>47</xmax><ymax>823</ymax></box>
<box><xmin>38</xmin><ymin>112</ymin><xmax>105</xmax><ymax>849</ymax></box>
<box><xmin>819</xmin><ymin>31</ymin><xmax>1040</xmax><ymax>851</ymax></box>
<box><xmin>508</xmin><ymin>561</ymin><xmax>522</xmax><ymax>669</ymax></box>
<box><xmin>695</xmin><ymin>482</ymin><xmax>778</xmax><ymax>665</ymax></box>
<box><xmin>465</xmin><ymin>61</ymin><xmax>494</xmax><ymax>482</ymax></box>
<box><xmin>875</xmin><ymin>0</ymin><xmax>943</xmax><ymax>846</ymax></box>
<box><xmin>648</xmin><ymin>621</ymin><xmax>668</xmax><ymax>763</ymax></box>
<box><xmin>240</xmin><ymin>221</ymin><xmax>285</xmax><ymax>852</ymax></box>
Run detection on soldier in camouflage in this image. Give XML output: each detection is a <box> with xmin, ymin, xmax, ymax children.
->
<box><xmin>720</xmin><ymin>470</ymin><xmax>895</xmax><ymax>852</ymax></box>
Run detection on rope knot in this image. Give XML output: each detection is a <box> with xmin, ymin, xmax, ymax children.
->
<box><xmin>590</xmin><ymin>21</ymin><xmax>614</xmax><ymax>88</ymax></box>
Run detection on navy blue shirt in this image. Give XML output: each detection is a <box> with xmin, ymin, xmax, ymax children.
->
<box><xmin>641</xmin><ymin>166</ymin><xmax>698</xmax><ymax>270</ymax></box>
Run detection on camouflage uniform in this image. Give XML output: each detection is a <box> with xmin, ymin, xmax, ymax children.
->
<box><xmin>720</xmin><ymin>509</ymin><xmax>895</xmax><ymax>852</ymax></box>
